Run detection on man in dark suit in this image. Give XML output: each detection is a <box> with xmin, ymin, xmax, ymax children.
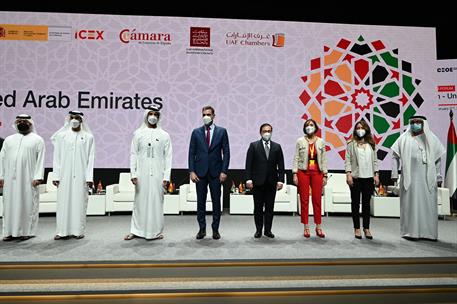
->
<box><xmin>245</xmin><ymin>123</ymin><xmax>285</xmax><ymax>238</ymax></box>
<box><xmin>189</xmin><ymin>106</ymin><xmax>230</xmax><ymax>240</ymax></box>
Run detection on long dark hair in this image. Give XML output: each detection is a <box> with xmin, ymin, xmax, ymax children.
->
<box><xmin>352</xmin><ymin>120</ymin><xmax>375</xmax><ymax>150</ymax></box>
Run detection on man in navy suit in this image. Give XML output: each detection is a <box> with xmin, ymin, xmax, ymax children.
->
<box><xmin>189</xmin><ymin>106</ymin><xmax>230</xmax><ymax>240</ymax></box>
<box><xmin>245</xmin><ymin>123</ymin><xmax>285</xmax><ymax>238</ymax></box>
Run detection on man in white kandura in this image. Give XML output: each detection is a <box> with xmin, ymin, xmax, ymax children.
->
<box><xmin>391</xmin><ymin>115</ymin><xmax>445</xmax><ymax>241</ymax></box>
<box><xmin>0</xmin><ymin>114</ymin><xmax>45</xmax><ymax>241</ymax></box>
<box><xmin>124</xmin><ymin>106</ymin><xmax>172</xmax><ymax>241</ymax></box>
<box><xmin>51</xmin><ymin>111</ymin><xmax>95</xmax><ymax>240</ymax></box>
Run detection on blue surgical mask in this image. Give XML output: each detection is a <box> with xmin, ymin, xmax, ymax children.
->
<box><xmin>411</xmin><ymin>123</ymin><xmax>422</xmax><ymax>133</ymax></box>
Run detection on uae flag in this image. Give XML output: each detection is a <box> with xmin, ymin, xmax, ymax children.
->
<box><xmin>445</xmin><ymin>110</ymin><xmax>457</xmax><ymax>201</ymax></box>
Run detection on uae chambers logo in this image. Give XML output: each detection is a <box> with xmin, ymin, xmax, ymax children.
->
<box><xmin>299</xmin><ymin>35</ymin><xmax>424</xmax><ymax>161</ymax></box>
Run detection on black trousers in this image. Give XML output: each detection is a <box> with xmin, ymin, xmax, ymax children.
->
<box><xmin>252</xmin><ymin>182</ymin><xmax>277</xmax><ymax>233</ymax></box>
<box><xmin>350</xmin><ymin>177</ymin><xmax>374</xmax><ymax>229</ymax></box>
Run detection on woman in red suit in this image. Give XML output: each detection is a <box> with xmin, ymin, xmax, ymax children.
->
<box><xmin>293</xmin><ymin>119</ymin><xmax>328</xmax><ymax>238</ymax></box>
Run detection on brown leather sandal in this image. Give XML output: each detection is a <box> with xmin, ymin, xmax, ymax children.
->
<box><xmin>147</xmin><ymin>235</ymin><xmax>164</xmax><ymax>241</ymax></box>
<box><xmin>124</xmin><ymin>233</ymin><xmax>136</xmax><ymax>241</ymax></box>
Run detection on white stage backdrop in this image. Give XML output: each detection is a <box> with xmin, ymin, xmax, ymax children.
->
<box><xmin>436</xmin><ymin>59</ymin><xmax>457</xmax><ymax>112</ymax></box>
<box><xmin>0</xmin><ymin>12</ymin><xmax>444</xmax><ymax>170</ymax></box>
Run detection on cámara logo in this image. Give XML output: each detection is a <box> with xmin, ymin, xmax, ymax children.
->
<box><xmin>119</xmin><ymin>29</ymin><xmax>171</xmax><ymax>45</ymax></box>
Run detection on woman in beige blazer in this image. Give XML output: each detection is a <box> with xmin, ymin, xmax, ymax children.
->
<box><xmin>293</xmin><ymin>119</ymin><xmax>328</xmax><ymax>238</ymax></box>
<box><xmin>345</xmin><ymin>120</ymin><xmax>379</xmax><ymax>240</ymax></box>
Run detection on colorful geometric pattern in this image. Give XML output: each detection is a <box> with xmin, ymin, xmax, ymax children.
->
<box><xmin>299</xmin><ymin>35</ymin><xmax>424</xmax><ymax>160</ymax></box>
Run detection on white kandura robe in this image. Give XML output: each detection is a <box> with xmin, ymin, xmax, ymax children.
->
<box><xmin>130</xmin><ymin>127</ymin><xmax>172</xmax><ymax>239</ymax></box>
<box><xmin>0</xmin><ymin>133</ymin><xmax>45</xmax><ymax>237</ymax></box>
<box><xmin>53</xmin><ymin>130</ymin><xmax>95</xmax><ymax>236</ymax></box>
<box><xmin>392</xmin><ymin>133</ymin><xmax>443</xmax><ymax>239</ymax></box>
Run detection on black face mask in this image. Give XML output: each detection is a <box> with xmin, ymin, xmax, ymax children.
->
<box><xmin>17</xmin><ymin>123</ymin><xmax>30</xmax><ymax>133</ymax></box>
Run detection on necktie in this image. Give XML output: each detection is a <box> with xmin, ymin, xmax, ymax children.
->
<box><xmin>206</xmin><ymin>126</ymin><xmax>211</xmax><ymax>146</ymax></box>
<box><xmin>264</xmin><ymin>142</ymin><xmax>270</xmax><ymax>159</ymax></box>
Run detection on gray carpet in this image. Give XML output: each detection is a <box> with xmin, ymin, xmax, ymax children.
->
<box><xmin>0</xmin><ymin>213</ymin><xmax>456</xmax><ymax>262</ymax></box>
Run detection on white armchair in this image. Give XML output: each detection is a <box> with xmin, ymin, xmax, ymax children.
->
<box><xmin>437</xmin><ymin>187</ymin><xmax>451</xmax><ymax>216</ymax></box>
<box><xmin>178</xmin><ymin>179</ymin><xmax>221</xmax><ymax>212</ymax></box>
<box><xmin>387</xmin><ymin>174</ymin><xmax>451</xmax><ymax>216</ymax></box>
<box><xmin>38</xmin><ymin>171</ymin><xmax>105</xmax><ymax>215</ymax></box>
<box><xmin>273</xmin><ymin>178</ymin><xmax>297</xmax><ymax>213</ymax></box>
<box><xmin>229</xmin><ymin>175</ymin><xmax>297</xmax><ymax>214</ymax></box>
<box><xmin>105</xmin><ymin>172</ymin><xmax>179</xmax><ymax>214</ymax></box>
<box><xmin>106</xmin><ymin>172</ymin><xmax>134</xmax><ymax>212</ymax></box>
<box><xmin>324</xmin><ymin>173</ymin><xmax>352</xmax><ymax>213</ymax></box>
<box><xmin>38</xmin><ymin>171</ymin><xmax>58</xmax><ymax>213</ymax></box>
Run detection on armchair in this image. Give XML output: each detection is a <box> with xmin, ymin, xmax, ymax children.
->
<box><xmin>387</xmin><ymin>174</ymin><xmax>450</xmax><ymax>216</ymax></box>
<box><xmin>105</xmin><ymin>172</ymin><xmax>179</xmax><ymax>214</ymax></box>
<box><xmin>323</xmin><ymin>173</ymin><xmax>352</xmax><ymax>213</ymax></box>
<box><xmin>105</xmin><ymin>172</ymin><xmax>134</xmax><ymax>212</ymax></box>
<box><xmin>273</xmin><ymin>178</ymin><xmax>298</xmax><ymax>213</ymax></box>
<box><xmin>229</xmin><ymin>175</ymin><xmax>297</xmax><ymax>214</ymax></box>
<box><xmin>178</xmin><ymin>179</ymin><xmax>222</xmax><ymax>212</ymax></box>
<box><xmin>38</xmin><ymin>171</ymin><xmax>105</xmax><ymax>215</ymax></box>
<box><xmin>38</xmin><ymin>171</ymin><xmax>58</xmax><ymax>213</ymax></box>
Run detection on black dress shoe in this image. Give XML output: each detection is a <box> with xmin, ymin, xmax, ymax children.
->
<box><xmin>254</xmin><ymin>231</ymin><xmax>262</xmax><ymax>238</ymax></box>
<box><xmin>2</xmin><ymin>235</ymin><xmax>14</xmax><ymax>242</ymax></box>
<box><xmin>196</xmin><ymin>229</ymin><xmax>206</xmax><ymax>240</ymax></box>
<box><xmin>264</xmin><ymin>231</ymin><xmax>275</xmax><ymax>238</ymax></box>
<box><xmin>402</xmin><ymin>236</ymin><xmax>419</xmax><ymax>241</ymax></box>
<box><xmin>212</xmin><ymin>230</ymin><xmax>220</xmax><ymax>240</ymax></box>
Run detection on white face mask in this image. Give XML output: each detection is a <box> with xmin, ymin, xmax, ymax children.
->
<box><xmin>148</xmin><ymin>115</ymin><xmax>158</xmax><ymax>125</ymax></box>
<box><xmin>262</xmin><ymin>132</ymin><xmax>272</xmax><ymax>142</ymax></box>
<box><xmin>356</xmin><ymin>129</ymin><xmax>366</xmax><ymax>138</ymax></box>
<box><xmin>70</xmin><ymin>119</ymin><xmax>80</xmax><ymax>129</ymax></box>
<box><xmin>305</xmin><ymin>126</ymin><xmax>315</xmax><ymax>135</ymax></box>
<box><xmin>203</xmin><ymin>115</ymin><xmax>212</xmax><ymax>126</ymax></box>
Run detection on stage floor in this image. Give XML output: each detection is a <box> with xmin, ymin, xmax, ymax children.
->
<box><xmin>0</xmin><ymin>214</ymin><xmax>456</xmax><ymax>262</ymax></box>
